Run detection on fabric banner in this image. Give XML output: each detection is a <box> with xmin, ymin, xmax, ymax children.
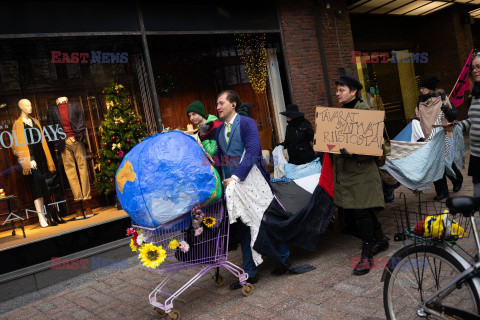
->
<box><xmin>253</xmin><ymin>153</ymin><xmax>335</xmax><ymax>263</ymax></box>
<box><xmin>450</xmin><ymin>49</ymin><xmax>473</xmax><ymax>108</ymax></box>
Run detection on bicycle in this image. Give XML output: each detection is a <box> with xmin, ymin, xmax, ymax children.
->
<box><xmin>382</xmin><ymin>193</ymin><xmax>480</xmax><ymax>319</ymax></box>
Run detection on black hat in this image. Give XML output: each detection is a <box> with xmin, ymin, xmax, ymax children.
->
<box><xmin>420</xmin><ymin>75</ymin><xmax>439</xmax><ymax>91</ymax></box>
<box><xmin>335</xmin><ymin>75</ymin><xmax>363</xmax><ymax>91</ymax></box>
<box><xmin>280</xmin><ymin>104</ymin><xmax>304</xmax><ymax>119</ymax></box>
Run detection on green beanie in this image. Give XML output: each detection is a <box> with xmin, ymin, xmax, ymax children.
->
<box><xmin>186</xmin><ymin>101</ymin><xmax>207</xmax><ymax>119</ymax></box>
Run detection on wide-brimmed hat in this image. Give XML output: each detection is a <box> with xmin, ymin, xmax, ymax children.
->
<box><xmin>280</xmin><ymin>104</ymin><xmax>304</xmax><ymax>119</ymax></box>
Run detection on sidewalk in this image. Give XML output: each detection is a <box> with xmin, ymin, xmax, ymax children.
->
<box><xmin>1</xmin><ymin>164</ymin><xmax>475</xmax><ymax>320</ymax></box>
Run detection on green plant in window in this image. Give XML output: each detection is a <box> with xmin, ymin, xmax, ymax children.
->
<box><xmin>95</xmin><ymin>82</ymin><xmax>148</xmax><ymax>196</ymax></box>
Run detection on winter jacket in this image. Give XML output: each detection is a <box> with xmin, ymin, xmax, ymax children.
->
<box><xmin>198</xmin><ymin>114</ymin><xmax>222</xmax><ymax>157</ymax></box>
<box><xmin>332</xmin><ymin>100</ymin><xmax>385</xmax><ymax>210</ymax></box>
<box><xmin>416</xmin><ymin>89</ymin><xmax>456</xmax><ymax>139</ymax></box>
<box><xmin>280</xmin><ymin>116</ymin><xmax>316</xmax><ymax>165</ymax></box>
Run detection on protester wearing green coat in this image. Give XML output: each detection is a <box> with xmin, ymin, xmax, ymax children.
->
<box><xmin>187</xmin><ymin>101</ymin><xmax>222</xmax><ymax>157</ymax></box>
<box><xmin>333</xmin><ymin>75</ymin><xmax>387</xmax><ymax>276</ymax></box>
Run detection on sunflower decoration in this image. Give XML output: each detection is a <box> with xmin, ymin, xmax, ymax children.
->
<box><xmin>168</xmin><ymin>239</ymin><xmax>180</xmax><ymax>250</ymax></box>
<box><xmin>203</xmin><ymin>216</ymin><xmax>216</xmax><ymax>228</ymax></box>
<box><xmin>139</xmin><ymin>243</ymin><xmax>167</xmax><ymax>269</ymax></box>
<box><xmin>129</xmin><ymin>239</ymin><xmax>138</xmax><ymax>252</ymax></box>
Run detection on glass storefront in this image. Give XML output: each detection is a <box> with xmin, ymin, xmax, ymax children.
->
<box><xmin>0</xmin><ymin>32</ymin><xmax>289</xmax><ymax>274</ymax></box>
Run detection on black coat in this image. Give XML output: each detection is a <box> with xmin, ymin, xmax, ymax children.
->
<box><xmin>47</xmin><ymin>102</ymin><xmax>87</xmax><ymax>152</ymax></box>
<box><xmin>281</xmin><ymin>116</ymin><xmax>316</xmax><ymax>165</ymax></box>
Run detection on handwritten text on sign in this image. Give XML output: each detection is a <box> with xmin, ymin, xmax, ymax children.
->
<box><xmin>313</xmin><ymin>106</ymin><xmax>385</xmax><ymax>156</ymax></box>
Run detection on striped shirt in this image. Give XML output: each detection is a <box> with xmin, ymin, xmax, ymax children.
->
<box><xmin>459</xmin><ymin>98</ymin><xmax>480</xmax><ymax>157</ymax></box>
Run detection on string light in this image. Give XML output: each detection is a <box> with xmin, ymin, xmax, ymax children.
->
<box><xmin>235</xmin><ymin>33</ymin><xmax>268</xmax><ymax>94</ymax></box>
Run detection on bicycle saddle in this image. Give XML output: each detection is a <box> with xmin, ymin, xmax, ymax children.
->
<box><xmin>446</xmin><ymin>197</ymin><xmax>480</xmax><ymax>217</ymax></box>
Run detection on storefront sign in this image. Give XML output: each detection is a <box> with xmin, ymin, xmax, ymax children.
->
<box><xmin>0</xmin><ymin>125</ymin><xmax>65</xmax><ymax>149</ymax></box>
<box><xmin>313</xmin><ymin>106</ymin><xmax>385</xmax><ymax>156</ymax></box>
<box><xmin>351</xmin><ymin>51</ymin><xmax>428</xmax><ymax>64</ymax></box>
<box><xmin>51</xmin><ymin>51</ymin><xmax>129</xmax><ymax>64</ymax></box>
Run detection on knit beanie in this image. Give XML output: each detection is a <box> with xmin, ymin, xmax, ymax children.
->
<box><xmin>186</xmin><ymin>101</ymin><xmax>207</xmax><ymax>119</ymax></box>
<box><xmin>420</xmin><ymin>75</ymin><xmax>439</xmax><ymax>91</ymax></box>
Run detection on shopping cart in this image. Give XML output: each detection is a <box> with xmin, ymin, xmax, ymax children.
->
<box><xmin>131</xmin><ymin>198</ymin><xmax>252</xmax><ymax>319</ymax></box>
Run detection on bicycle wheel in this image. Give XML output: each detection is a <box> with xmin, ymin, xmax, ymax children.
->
<box><xmin>383</xmin><ymin>245</ymin><xmax>480</xmax><ymax>320</ymax></box>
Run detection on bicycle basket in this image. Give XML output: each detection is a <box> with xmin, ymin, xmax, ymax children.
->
<box><xmin>391</xmin><ymin>199</ymin><xmax>472</xmax><ymax>245</ymax></box>
<box><xmin>130</xmin><ymin>198</ymin><xmax>228</xmax><ymax>274</ymax></box>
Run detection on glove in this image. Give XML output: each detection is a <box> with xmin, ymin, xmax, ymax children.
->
<box><xmin>339</xmin><ymin>148</ymin><xmax>353</xmax><ymax>159</ymax></box>
<box><xmin>198</xmin><ymin>122</ymin><xmax>213</xmax><ymax>136</ymax></box>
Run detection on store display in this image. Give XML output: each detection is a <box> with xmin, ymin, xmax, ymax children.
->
<box><xmin>12</xmin><ymin>99</ymin><xmax>58</xmax><ymax>227</ymax></box>
<box><xmin>47</xmin><ymin>97</ymin><xmax>93</xmax><ymax>220</ymax></box>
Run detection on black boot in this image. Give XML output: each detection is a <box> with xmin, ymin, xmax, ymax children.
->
<box><xmin>353</xmin><ymin>241</ymin><xmax>373</xmax><ymax>276</ymax></box>
<box><xmin>372</xmin><ymin>235</ymin><xmax>389</xmax><ymax>256</ymax></box>
<box><xmin>434</xmin><ymin>175</ymin><xmax>449</xmax><ymax>201</ymax></box>
<box><xmin>51</xmin><ymin>209</ymin><xmax>66</xmax><ymax>224</ymax></box>
<box><xmin>45</xmin><ymin>209</ymin><xmax>58</xmax><ymax>226</ymax></box>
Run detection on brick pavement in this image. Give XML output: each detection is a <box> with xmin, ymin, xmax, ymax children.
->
<box><xmin>2</xmin><ymin>163</ymin><xmax>476</xmax><ymax>320</ymax></box>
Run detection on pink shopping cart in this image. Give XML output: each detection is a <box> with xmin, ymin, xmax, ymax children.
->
<box><xmin>131</xmin><ymin>198</ymin><xmax>252</xmax><ymax>320</ymax></box>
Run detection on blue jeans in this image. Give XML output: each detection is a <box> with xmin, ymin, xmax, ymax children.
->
<box><xmin>240</xmin><ymin>222</ymin><xmax>290</xmax><ymax>278</ymax></box>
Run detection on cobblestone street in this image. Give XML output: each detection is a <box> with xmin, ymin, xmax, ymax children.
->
<box><xmin>1</xmin><ymin>163</ymin><xmax>476</xmax><ymax>320</ymax></box>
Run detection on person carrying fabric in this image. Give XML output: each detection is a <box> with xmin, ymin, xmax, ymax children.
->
<box><xmin>186</xmin><ymin>100</ymin><xmax>222</xmax><ymax>157</ymax></box>
<box><xmin>456</xmin><ymin>53</ymin><xmax>480</xmax><ymax>197</ymax></box>
<box><xmin>215</xmin><ymin>90</ymin><xmax>290</xmax><ymax>288</ymax></box>
<box><xmin>416</xmin><ymin>75</ymin><xmax>462</xmax><ymax>200</ymax></box>
<box><xmin>333</xmin><ymin>75</ymin><xmax>388</xmax><ymax>276</ymax></box>
<box><xmin>278</xmin><ymin>104</ymin><xmax>316</xmax><ymax>165</ymax></box>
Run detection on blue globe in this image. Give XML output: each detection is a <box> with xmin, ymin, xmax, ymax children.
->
<box><xmin>115</xmin><ymin>131</ymin><xmax>221</xmax><ymax>229</ymax></box>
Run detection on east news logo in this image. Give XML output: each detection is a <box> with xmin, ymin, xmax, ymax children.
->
<box><xmin>51</xmin><ymin>51</ymin><xmax>128</xmax><ymax>64</ymax></box>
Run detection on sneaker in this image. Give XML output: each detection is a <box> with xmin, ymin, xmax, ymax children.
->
<box><xmin>84</xmin><ymin>207</ymin><xmax>94</xmax><ymax>218</ymax></box>
<box><xmin>75</xmin><ymin>209</ymin><xmax>84</xmax><ymax>220</ymax></box>
<box><xmin>229</xmin><ymin>275</ymin><xmax>258</xmax><ymax>290</ymax></box>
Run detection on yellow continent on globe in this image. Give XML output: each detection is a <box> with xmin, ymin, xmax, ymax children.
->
<box><xmin>117</xmin><ymin>161</ymin><xmax>137</xmax><ymax>193</ymax></box>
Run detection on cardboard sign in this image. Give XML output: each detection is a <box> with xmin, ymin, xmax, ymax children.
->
<box><xmin>313</xmin><ymin>106</ymin><xmax>385</xmax><ymax>156</ymax></box>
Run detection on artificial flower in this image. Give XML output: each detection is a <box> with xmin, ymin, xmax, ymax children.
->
<box><xmin>195</xmin><ymin>227</ymin><xmax>204</xmax><ymax>236</ymax></box>
<box><xmin>137</xmin><ymin>233</ymin><xmax>145</xmax><ymax>246</ymax></box>
<box><xmin>203</xmin><ymin>216</ymin><xmax>216</xmax><ymax>228</ymax></box>
<box><xmin>138</xmin><ymin>243</ymin><xmax>166</xmax><ymax>269</ymax></box>
<box><xmin>179</xmin><ymin>241</ymin><xmax>190</xmax><ymax>253</ymax></box>
<box><xmin>129</xmin><ymin>239</ymin><xmax>137</xmax><ymax>252</ymax></box>
<box><xmin>168</xmin><ymin>239</ymin><xmax>180</xmax><ymax>250</ymax></box>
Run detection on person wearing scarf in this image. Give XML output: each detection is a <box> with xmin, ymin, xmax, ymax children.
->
<box><xmin>416</xmin><ymin>75</ymin><xmax>462</xmax><ymax>200</ymax></box>
<box><xmin>457</xmin><ymin>54</ymin><xmax>480</xmax><ymax>196</ymax></box>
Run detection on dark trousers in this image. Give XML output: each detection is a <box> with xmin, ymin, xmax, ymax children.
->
<box><xmin>433</xmin><ymin>162</ymin><xmax>463</xmax><ymax>196</ymax></box>
<box><xmin>338</xmin><ymin>207</ymin><xmax>383</xmax><ymax>242</ymax></box>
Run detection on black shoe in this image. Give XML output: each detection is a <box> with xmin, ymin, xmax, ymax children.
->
<box><xmin>51</xmin><ymin>210</ymin><xmax>66</xmax><ymax>224</ymax></box>
<box><xmin>371</xmin><ymin>236</ymin><xmax>389</xmax><ymax>256</ymax></box>
<box><xmin>434</xmin><ymin>193</ymin><xmax>449</xmax><ymax>201</ymax></box>
<box><xmin>353</xmin><ymin>241</ymin><xmax>373</xmax><ymax>276</ymax></box>
<box><xmin>229</xmin><ymin>275</ymin><xmax>258</xmax><ymax>290</ymax></box>
<box><xmin>45</xmin><ymin>211</ymin><xmax>58</xmax><ymax>226</ymax></box>
<box><xmin>271</xmin><ymin>261</ymin><xmax>291</xmax><ymax>276</ymax></box>
<box><xmin>453</xmin><ymin>179</ymin><xmax>463</xmax><ymax>193</ymax></box>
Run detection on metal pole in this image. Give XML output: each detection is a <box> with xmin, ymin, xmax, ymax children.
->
<box><xmin>136</xmin><ymin>1</ymin><xmax>163</xmax><ymax>133</ymax></box>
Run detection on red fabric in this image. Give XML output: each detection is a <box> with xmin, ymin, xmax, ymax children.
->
<box><xmin>318</xmin><ymin>153</ymin><xmax>334</xmax><ymax>198</ymax></box>
<box><xmin>413</xmin><ymin>217</ymin><xmax>427</xmax><ymax>236</ymax></box>
<box><xmin>58</xmin><ymin>103</ymin><xmax>75</xmax><ymax>138</ymax></box>
<box><xmin>200</xmin><ymin>120</ymin><xmax>222</xmax><ymax>139</ymax></box>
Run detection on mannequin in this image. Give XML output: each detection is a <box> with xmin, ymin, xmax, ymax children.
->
<box><xmin>12</xmin><ymin>99</ymin><xmax>58</xmax><ymax>227</ymax></box>
<box><xmin>47</xmin><ymin>97</ymin><xmax>93</xmax><ymax>219</ymax></box>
